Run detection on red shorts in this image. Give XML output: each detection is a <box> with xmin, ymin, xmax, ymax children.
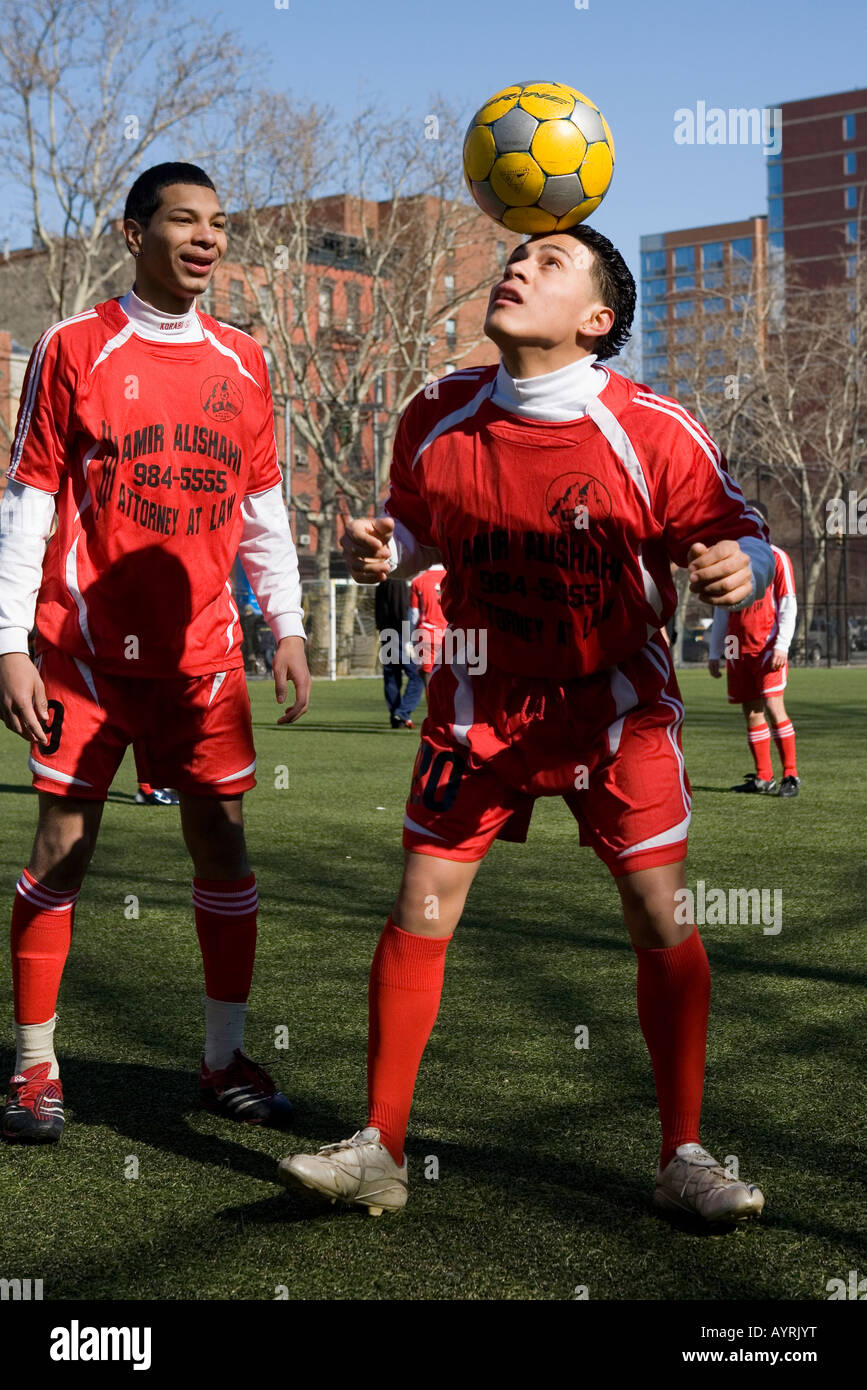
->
<box><xmin>726</xmin><ymin>651</ymin><xmax>788</xmax><ymax>704</ymax></box>
<box><xmin>402</xmin><ymin>633</ymin><xmax>692</xmax><ymax>877</ymax></box>
<box><xmin>415</xmin><ymin>624</ymin><xmax>448</xmax><ymax>675</ymax></box>
<box><xmin>30</xmin><ymin>645</ymin><xmax>257</xmax><ymax>800</ymax></box>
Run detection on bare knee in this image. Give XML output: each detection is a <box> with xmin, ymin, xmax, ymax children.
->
<box><xmin>28</xmin><ymin>797</ymin><xmax>103</xmax><ymax>889</ymax></box>
<box><xmin>617</xmin><ymin>863</ymin><xmax>692</xmax><ymax>949</ymax></box>
<box><xmin>392</xmin><ymin>851</ymin><xmax>481</xmax><ymax>936</ymax></box>
<box><xmin>180</xmin><ymin>795</ymin><xmax>249</xmax><ymax>879</ymax></box>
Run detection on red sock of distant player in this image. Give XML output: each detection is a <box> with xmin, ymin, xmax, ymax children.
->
<box><xmin>633</xmin><ymin>927</ymin><xmax>711</xmax><ymax>1171</ymax></box>
<box><xmin>367</xmin><ymin>916</ymin><xmax>451</xmax><ymax>1164</ymax></box>
<box><xmin>747</xmin><ymin>721</ymin><xmax>774</xmax><ymax>780</ymax></box>
<box><xmin>770</xmin><ymin>720</ymin><xmax>797</xmax><ymax>778</ymax></box>
<box><xmin>11</xmin><ymin>869</ymin><xmax>79</xmax><ymax>1024</ymax></box>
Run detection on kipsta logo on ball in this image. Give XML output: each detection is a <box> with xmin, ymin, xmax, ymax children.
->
<box><xmin>201</xmin><ymin>376</ymin><xmax>243</xmax><ymax>421</ymax></box>
<box><xmin>463</xmin><ymin>80</ymin><xmax>615</xmax><ymax>233</ymax></box>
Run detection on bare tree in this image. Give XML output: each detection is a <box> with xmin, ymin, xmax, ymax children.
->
<box><xmin>219</xmin><ymin>94</ymin><xmax>509</xmax><ymax>670</ymax></box>
<box><xmin>0</xmin><ymin>0</ymin><xmax>248</xmax><ymax>332</ymax></box>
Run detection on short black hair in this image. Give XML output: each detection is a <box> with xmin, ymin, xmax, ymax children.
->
<box><xmin>554</xmin><ymin>224</ymin><xmax>636</xmax><ymax>360</ymax></box>
<box><xmin>124</xmin><ymin>162</ymin><xmax>217</xmax><ymax>228</ymax></box>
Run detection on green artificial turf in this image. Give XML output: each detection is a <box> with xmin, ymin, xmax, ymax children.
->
<box><xmin>0</xmin><ymin>669</ymin><xmax>863</xmax><ymax>1300</ymax></box>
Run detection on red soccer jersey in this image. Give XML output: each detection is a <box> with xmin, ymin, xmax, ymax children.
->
<box><xmin>8</xmin><ymin>300</ymin><xmax>281</xmax><ymax>676</ymax></box>
<box><xmin>384</xmin><ymin>365</ymin><xmax>769</xmax><ymax>679</ymax></box>
<box><xmin>725</xmin><ymin>545</ymin><xmax>796</xmax><ymax>657</ymax></box>
<box><xmin>410</xmin><ymin>566</ymin><xmax>447</xmax><ymax>632</ymax></box>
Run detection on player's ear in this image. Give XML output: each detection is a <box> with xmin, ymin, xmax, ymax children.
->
<box><xmin>577</xmin><ymin>304</ymin><xmax>614</xmax><ymax>344</ymax></box>
<box><xmin>123</xmin><ymin>218</ymin><xmax>144</xmax><ymax>259</ymax></box>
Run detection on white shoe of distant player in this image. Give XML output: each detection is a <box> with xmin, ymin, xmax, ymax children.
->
<box><xmin>278</xmin><ymin>1127</ymin><xmax>408</xmax><ymax>1216</ymax></box>
<box><xmin>654</xmin><ymin>1143</ymin><xmax>765</xmax><ymax>1224</ymax></box>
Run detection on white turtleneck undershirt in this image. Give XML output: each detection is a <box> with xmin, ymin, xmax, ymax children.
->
<box><xmin>490</xmin><ymin>352</ymin><xmax>606</xmax><ymax>421</ymax></box>
<box><xmin>119</xmin><ymin>287</ymin><xmax>206</xmax><ymax>343</ymax></box>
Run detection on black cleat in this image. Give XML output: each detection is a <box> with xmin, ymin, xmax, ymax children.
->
<box><xmin>3</xmin><ymin>1063</ymin><xmax>64</xmax><ymax>1143</ymax></box>
<box><xmin>732</xmin><ymin>773</ymin><xmax>777</xmax><ymax>795</ymax></box>
<box><xmin>199</xmin><ymin>1049</ymin><xmax>293</xmax><ymax>1127</ymax></box>
<box><xmin>778</xmin><ymin>776</ymin><xmax>801</xmax><ymax>798</ymax></box>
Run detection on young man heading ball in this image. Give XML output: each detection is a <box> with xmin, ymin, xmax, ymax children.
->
<box><xmin>280</xmin><ymin>226</ymin><xmax>772</xmax><ymax>1224</ymax></box>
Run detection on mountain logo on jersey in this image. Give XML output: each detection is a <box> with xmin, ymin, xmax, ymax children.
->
<box><xmin>201</xmin><ymin>376</ymin><xmax>243</xmax><ymax>422</ymax></box>
<box><xmin>545</xmin><ymin>472</ymin><xmax>612</xmax><ymax>531</ymax></box>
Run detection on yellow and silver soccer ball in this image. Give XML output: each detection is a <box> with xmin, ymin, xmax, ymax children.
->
<box><xmin>463</xmin><ymin>80</ymin><xmax>615</xmax><ymax>233</ymax></box>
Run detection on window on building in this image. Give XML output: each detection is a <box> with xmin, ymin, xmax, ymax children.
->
<box><xmin>768</xmin><ymin>199</ymin><xmax>783</xmax><ymax>232</ymax></box>
<box><xmin>644</xmin><ymin>276</ymin><xmax>666</xmax><ymax>302</ymax></box>
<box><xmin>843</xmin><ymin>113</ymin><xmax>856</xmax><ymax>141</ymax></box>
<box><xmin>675</xmin><ymin>352</ymin><xmax>695</xmax><ymax>373</ymax></box>
<box><xmin>318</xmin><ymin>279</ymin><xmax>333</xmax><ymax>329</ymax></box>
<box><xmin>444</xmin><ymin>273</ymin><xmax>456</xmax><ymax>299</ymax></box>
<box><xmin>645</xmin><ymin>329</ymin><xmax>666</xmax><ymax>351</ymax></box>
<box><xmin>731</xmin><ymin>237</ymin><xmax>753</xmax><ymax>261</ymax></box>
<box><xmin>345</xmin><ymin>283</ymin><xmax>361</xmax><ymax>333</ymax></box>
<box><xmin>844</xmin><ymin>152</ymin><xmax>856</xmax><ymax>175</ymax></box>
<box><xmin>766</xmin><ymin>163</ymin><xmax>783</xmax><ymax>197</ymax></box>
<box><xmin>675</xmin><ymin>274</ymin><xmax>695</xmax><ymax>291</ymax></box>
<box><xmin>293</xmin><ymin>442</ymin><xmax>308</xmax><ymax>471</ymax></box>
<box><xmin>847</xmin><ymin>255</ymin><xmax>858</xmax><ymax>278</ymax></box>
<box><xmin>642</xmin><ymin>248</ymin><xmax>666</xmax><ymax>276</ymax></box>
<box><xmin>733</xmin><ymin>294</ymin><xmax>750</xmax><ymax>312</ymax></box>
<box><xmin>445</xmin><ymin>317</ymin><xmax>457</xmax><ymax>348</ymax></box>
<box><xmin>675</xmin><ymin>326</ymin><xmax>693</xmax><ymax>345</ymax></box>
<box><xmin>846</xmin><ymin>220</ymin><xmax>858</xmax><ymax>244</ymax></box>
<box><xmin>768</xmin><ymin>230</ymin><xmax>784</xmax><ymax>256</ymax></box>
<box><xmin>229</xmin><ymin>278</ymin><xmax>246</xmax><ymax>321</ymax></box>
<box><xmin>845</xmin><ymin>186</ymin><xmax>858</xmax><ymax>209</ymax></box>
<box><xmin>705</xmin><ymin>297</ymin><xmax>725</xmax><ymax>314</ymax></box>
<box><xmin>702</xmin><ymin>241</ymin><xmax>724</xmax><ymax>268</ymax></box>
<box><xmin>704</xmin><ymin>323</ymin><xmax>723</xmax><ymax>342</ymax></box>
<box><xmin>703</xmin><ymin>270</ymin><xmax>724</xmax><ymax>290</ymax></box>
<box><xmin>673</xmin><ymin>246</ymin><xmax>695</xmax><ymax>271</ymax></box>
<box><xmin>642</xmin><ymin>302</ymin><xmax>667</xmax><ymax>326</ymax></box>
<box><xmin>674</xmin><ymin>300</ymin><xmax>694</xmax><ymax>319</ymax></box>
<box><xmin>676</xmin><ymin>380</ymin><xmax>691</xmax><ymax>396</ymax></box>
<box><xmin>649</xmin><ymin>378</ymin><xmax>669</xmax><ymax>395</ymax></box>
<box><xmin>707</xmin><ymin>348</ymin><xmax>725</xmax><ymax>367</ymax></box>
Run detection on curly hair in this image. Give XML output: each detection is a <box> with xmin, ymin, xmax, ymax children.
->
<box><xmin>557</xmin><ymin>224</ymin><xmax>636</xmax><ymax>360</ymax></box>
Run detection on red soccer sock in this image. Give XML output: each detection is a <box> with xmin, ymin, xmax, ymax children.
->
<box><xmin>367</xmin><ymin>916</ymin><xmax>451</xmax><ymax>1164</ymax></box>
<box><xmin>11</xmin><ymin>869</ymin><xmax>80</xmax><ymax>1024</ymax></box>
<box><xmin>747</xmin><ymin>721</ymin><xmax>774</xmax><ymax>781</ymax></box>
<box><xmin>770</xmin><ymin>720</ymin><xmax>798</xmax><ymax>778</ymax></box>
<box><xmin>192</xmin><ymin>874</ymin><xmax>258</xmax><ymax>1003</ymax></box>
<box><xmin>633</xmin><ymin>927</ymin><xmax>711</xmax><ymax>1171</ymax></box>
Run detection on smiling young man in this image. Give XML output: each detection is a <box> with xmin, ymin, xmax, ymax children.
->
<box><xmin>279</xmin><ymin>226</ymin><xmax>772</xmax><ymax>1224</ymax></box>
<box><xmin>0</xmin><ymin>162</ymin><xmax>310</xmax><ymax>1141</ymax></box>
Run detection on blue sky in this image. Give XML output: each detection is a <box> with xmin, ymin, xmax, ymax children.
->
<box><xmin>3</xmin><ymin>0</ymin><xmax>864</xmax><ymax>293</ymax></box>
<box><xmin>219</xmin><ymin>0</ymin><xmax>864</xmax><ymax>277</ymax></box>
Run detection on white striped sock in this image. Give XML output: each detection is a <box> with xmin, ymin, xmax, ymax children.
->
<box><xmin>14</xmin><ymin>1015</ymin><xmax>59</xmax><ymax>1079</ymax></box>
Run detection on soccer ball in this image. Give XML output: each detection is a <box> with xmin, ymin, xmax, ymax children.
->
<box><xmin>463</xmin><ymin>80</ymin><xmax>615</xmax><ymax>234</ymax></box>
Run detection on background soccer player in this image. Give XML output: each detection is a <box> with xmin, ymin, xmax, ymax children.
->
<box><xmin>708</xmin><ymin>500</ymin><xmax>800</xmax><ymax>797</ymax></box>
<box><xmin>279</xmin><ymin>226</ymin><xmax>773</xmax><ymax>1225</ymax></box>
<box><xmin>375</xmin><ymin>577</ymin><xmax>422</xmax><ymax>729</ymax></box>
<box><xmin>0</xmin><ymin>162</ymin><xmax>311</xmax><ymax>1142</ymax></box>
<box><xmin>409</xmin><ymin>563</ymin><xmax>448</xmax><ymax>690</ymax></box>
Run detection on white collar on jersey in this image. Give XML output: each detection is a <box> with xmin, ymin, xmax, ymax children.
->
<box><xmin>492</xmin><ymin>352</ymin><xmax>607</xmax><ymax>422</ymax></box>
<box><xmin>118</xmin><ymin>288</ymin><xmax>206</xmax><ymax>343</ymax></box>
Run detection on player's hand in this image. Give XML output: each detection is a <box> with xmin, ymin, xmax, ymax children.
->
<box><xmin>0</xmin><ymin>653</ymin><xmax>50</xmax><ymax>744</ymax></box>
<box><xmin>687</xmin><ymin>541</ymin><xmax>753</xmax><ymax>608</ymax></box>
<box><xmin>341</xmin><ymin>516</ymin><xmax>394</xmax><ymax>584</ymax></box>
<box><xmin>708</xmin><ymin>658</ymin><xmax>722</xmax><ymax>679</ymax></box>
<box><xmin>769</xmin><ymin>649</ymin><xmax>787</xmax><ymax>671</ymax></box>
<box><xmin>273</xmin><ymin>636</ymin><xmax>311</xmax><ymax>725</ymax></box>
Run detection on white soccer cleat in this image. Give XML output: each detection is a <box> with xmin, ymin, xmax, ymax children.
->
<box><xmin>654</xmin><ymin>1143</ymin><xmax>765</xmax><ymax>1225</ymax></box>
<box><xmin>277</xmin><ymin>1127</ymin><xmax>408</xmax><ymax>1217</ymax></box>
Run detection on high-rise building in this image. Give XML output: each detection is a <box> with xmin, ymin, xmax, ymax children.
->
<box><xmin>767</xmin><ymin>86</ymin><xmax>866</xmax><ymax>288</ymax></box>
<box><xmin>639</xmin><ymin>216</ymin><xmax>767</xmax><ymax>397</ymax></box>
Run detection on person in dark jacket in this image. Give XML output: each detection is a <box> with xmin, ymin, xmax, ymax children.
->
<box><xmin>375</xmin><ymin>578</ymin><xmax>422</xmax><ymax>729</ymax></box>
